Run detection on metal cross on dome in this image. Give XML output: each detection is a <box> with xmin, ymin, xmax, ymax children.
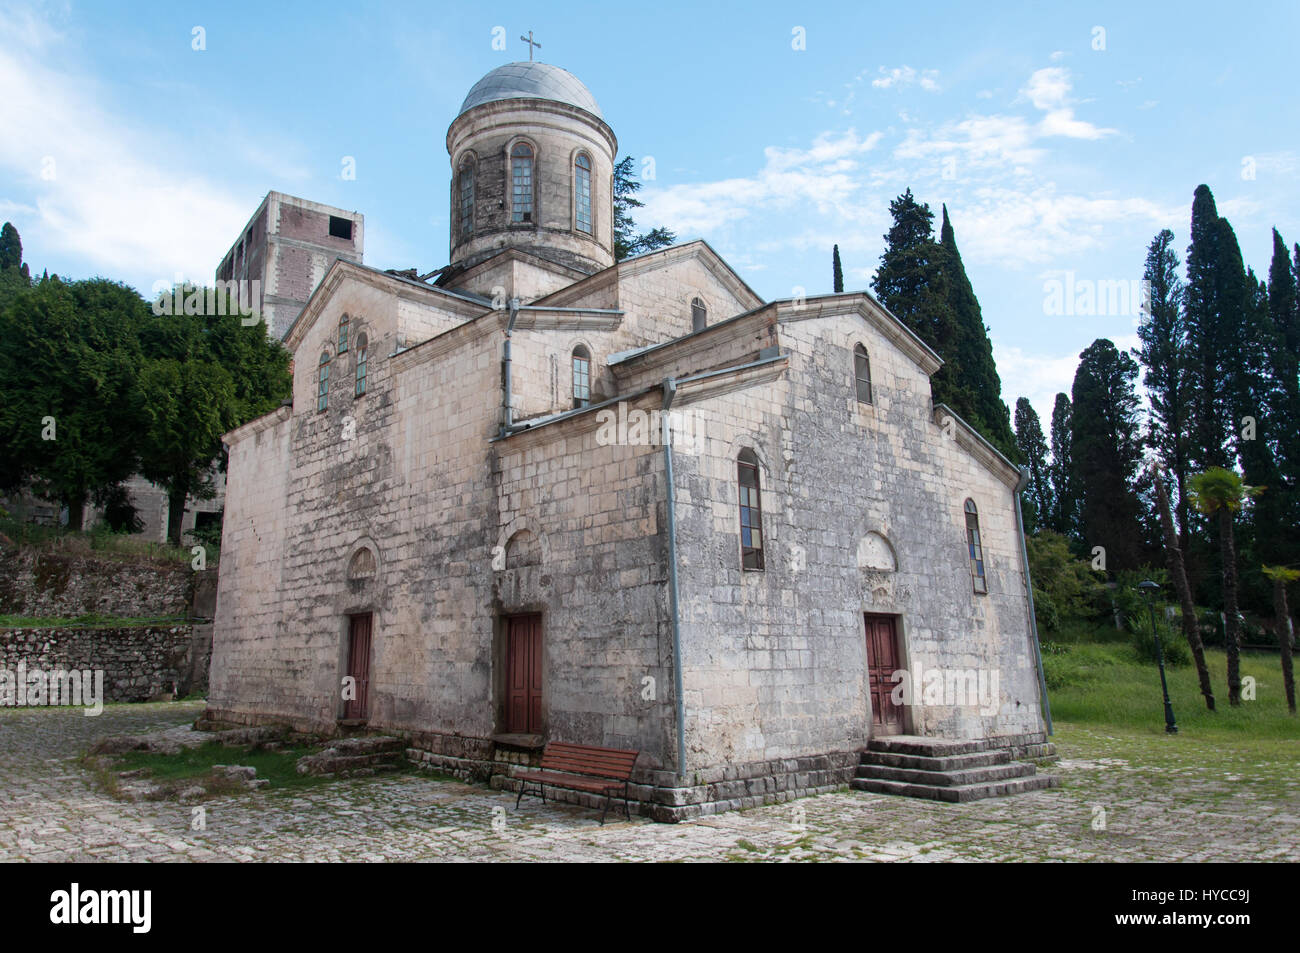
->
<box><xmin>520</xmin><ymin>30</ymin><xmax>541</xmax><ymax>61</ymax></box>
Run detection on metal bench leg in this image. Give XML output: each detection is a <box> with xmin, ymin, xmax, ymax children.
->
<box><xmin>625</xmin><ymin>784</ymin><xmax>632</xmax><ymax>821</ymax></box>
<box><xmin>515</xmin><ymin>781</ymin><xmax>525</xmax><ymax>808</ymax></box>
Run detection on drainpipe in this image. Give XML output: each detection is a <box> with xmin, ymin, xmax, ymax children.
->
<box><xmin>661</xmin><ymin>377</ymin><xmax>687</xmax><ymax>779</ymax></box>
<box><xmin>1013</xmin><ymin>467</ymin><xmax>1053</xmax><ymax>734</ymax></box>
<box><xmin>501</xmin><ymin>297</ymin><xmax>520</xmax><ymax>436</ymax></box>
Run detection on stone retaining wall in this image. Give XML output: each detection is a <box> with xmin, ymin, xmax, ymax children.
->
<box><xmin>0</xmin><ymin>547</ymin><xmax>194</xmax><ymax>619</ymax></box>
<box><xmin>0</xmin><ymin>625</ymin><xmax>201</xmax><ymax>703</ymax></box>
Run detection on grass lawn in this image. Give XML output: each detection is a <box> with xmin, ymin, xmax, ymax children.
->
<box><xmin>1044</xmin><ymin>639</ymin><xmax>1298</xmax><ymax>743</ymax></box>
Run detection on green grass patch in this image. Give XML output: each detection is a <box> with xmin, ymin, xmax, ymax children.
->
<box><xmin>0</xmin><ymin>613</ymin><xmax>189</xmax><ymax>628</ymax></box>
<box><xmin>101</xmin><ymin>740</ymin><xmax>342</xmax><ymax>798</ymax></box>
<box><xmin>1046</xmin><ymin>641</ymin><xmax>1299</xmax><ymax>740</ymax></box>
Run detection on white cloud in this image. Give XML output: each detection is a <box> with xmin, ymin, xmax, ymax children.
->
<box><xmin>871</xmin><ymin>66</ymin><xmax>941</xmax><ymax>92</ymax></box>
<box><xmin>1021</xmin><ymin>67</ymin><xmax>1115</xmax><ymax>140</ymax></box>
<box><xmin>640</xmin><ymin>130</ymin><xmax>884</xmax><ymax>234</ymax></box>
<box><xmin>0</xmin><ymin>6</ymin><xmax>252</xmax><ymax>286</ymax></box>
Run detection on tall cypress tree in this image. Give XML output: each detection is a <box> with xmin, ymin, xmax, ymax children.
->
<box><xmin>938</xmin><ymin>205</ymin><xmax>1017</xmax><ymax>460</ymax></box>
<box><xmin>1071</xmin><ymin>339</ymin><xmax>1145</xmax><ymax>571</ymax></box>
<box><xmin>1048</xmin><ymin>392</ymin><xmax>1078</xmax><ymax>539</ymax></box>
<box><xmin>1269</xmin><ymin>233</ymin><xmax>1300</xmax><ymax>546</ymax></box>
<box><xmin>1135</xmin><ymin>228</ymin><xmax>1193</xmax><ymax>551</ymax></box>
<box><xmin>1014</xmin><ymin>397</ymin><xmax>1052</xmax><ymax>533</ymax></box>
<box><xmin>832</xmin><ymin>244</ymin><xmax>844</xmax><ymax>293</ymax></box>
<box><xmin>1184</xmin><ymin>185</ymin><xmax>1240</xmax><ymax>471</ymax></box>
<box><xmin>0</xmin><ymin>222</ymin><xmax>31</xmax><ymax>309</ymax></box>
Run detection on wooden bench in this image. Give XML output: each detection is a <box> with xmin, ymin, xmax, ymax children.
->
<box><xmin>514</xmin><ymin>742</ymin><xmax>640</xmax><ymax>824</ymax></box>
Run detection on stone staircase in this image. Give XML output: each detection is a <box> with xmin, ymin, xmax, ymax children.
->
<box><xmin>295</xmin><ymin>736</ymin><xmax>406</xmax><ymax>778</ymax></box>
<box><xmin>851</xmin><ymin>735</ymin><xmax>1058</xmax><ymax>802</ymax></box>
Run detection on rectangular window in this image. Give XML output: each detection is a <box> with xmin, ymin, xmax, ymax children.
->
<box><xmin>572</xmin><ymin>353</ymin><xmax>590</xmax><ymax>408</ymax></box>
<box><xmin>738</xmin><ymin>455</ymin><xmax>765</xmax><ymax>570</ymax></box>
<box><xmin>329</xmin><ymin>215</ymin><xmax>353</xmax><ymax>240</ymax></box>
<box><xmin>966</xmin><ymin>512</ymin><xmax>987</xmax><ymax>594</ymax></box>
<box><xmin>355</xmin><ymin>347</ymin><xmax>367</xmax><ymax>397</ymax></box>
<box><xmin>512</xmin><ymin>156</ymin><xmax>533</xmax><ymax>223</ymax></box>
<box><xmin>459</xmin><ymin>167</ymin><xmax>474</xmax><ymax>237</ymax></box>
<box><xmin>575</xmin><ymin>161</ymin><xmax>592</xmax><ymax>234</ymax></box>
<box><xmin>318</xmin><ymin>361</ymin><xmax>329</xmax><ymax>412</ymax></box>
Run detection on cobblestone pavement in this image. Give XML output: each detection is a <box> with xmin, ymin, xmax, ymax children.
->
<box><xmin>1</xmin><ymin>702</ymin><xmax>1296</xmax><ymax>862</ymax></box>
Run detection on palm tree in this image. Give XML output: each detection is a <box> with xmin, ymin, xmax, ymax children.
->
<box><xmin>1189</xmin><ymin>468</ymin><xmax>1262</xmax><ymax>706</ymax></box>
<box><xmin>1152</xmin><ymin>464</ymin><xmax>1215</xmax><ymax>709</ymax></box>
<box><xmin>1261</xmin><ymin>565</ymin><xmax>1298</xmax><ymax>714</ymax></box>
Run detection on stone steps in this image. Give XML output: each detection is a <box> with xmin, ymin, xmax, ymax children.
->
<box><xmin>857</xmin><ymin>761</ymin><xmax>1036</xmax><ymax>787</ymax></box>
<box><xmin>851</xmin><ymin>774</ymin><xmax>1057</xmax><ymax>802</ymax></box>
<box><xmin>296</xmin><ymin>736</ymin><xmax>406</xmax><ymax>778</ymax></box>
<box><xmin>854</xmin><ymin>735</ymin><xmax>1057</xmax><ymax>802</ymax></box>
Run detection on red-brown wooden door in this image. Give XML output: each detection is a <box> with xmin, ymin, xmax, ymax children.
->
<box><xmin>505</xmin><ymin>614</ymin><xmax>543</xmax><ymax>734</ymax></box>
<box><xmin>864</xmin><ymin>614</ymin><xmax>904</xmax><ymax>734</ymax></box>
<box><xmin>344</xmin><ymin>612</ymin><xmax>372</xmax><ymax>721</ymax></box>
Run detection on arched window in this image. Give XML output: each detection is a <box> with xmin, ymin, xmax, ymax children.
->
<box><xmin>511</xmin><ymin>142</ymin><xmax>534</xmax><ymax>223</ymax></box>
<box><xmin>572</xmin><ymin>344</ymin><xmax>591</xmax><ymax>408</ymax></box>
<box><xmin>338</xmin><ymin>314</ymin><xmax>349</xmax><ymax>354</ymax></box>
<box><xmin>459</xmin><ymin>156</ymin><xmax>475</xmax><ymax>238</ymax></box>
<box><xmin>691</xmin><ymin>297</ymin><xmax>707</xmax><ymax>333</ymax></box>
<box><xmin>317</xmin><ymin>352</ymin><xmax>330</xmax><ymax>412</ymax></box>
<box><xmin>964</xmin><ymin>499</ymin><xmax>987</xmax><ymax>594</ymax></box>
<box><xmin>574</xmin><ymin>153</ymin><xmax>592</xmax><ymax>234</ymax></box>
<box><xmin>854</xmin><ymin>344</ymin><xmax>873</xmax><ymax>404</ymax></box>
<box><xmin>738</xmin><ymin>449</ymin><xmax>765</xmax><ymax>570</ymax></box>
<box><xmin>355</xmin><ymin>333</ymin><xmax>368</xmax><ymax>398</ymax></box>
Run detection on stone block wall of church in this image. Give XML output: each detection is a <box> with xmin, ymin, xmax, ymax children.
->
<box><xmin>507</xmin><ymin>254</ymin><xmax>762</xmax><ymax>424</ymax></box>
<box><xmin>667</xmin><ymin>310</ymin><xmax>1044</xmax><ymax>772</ymax></box>
<box><xmin>492</xmin><ymin>404</ymin><xmax>675</xmax><ymax>768</ymax></box>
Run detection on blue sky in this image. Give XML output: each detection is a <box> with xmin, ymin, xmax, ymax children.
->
<box><xmin>2</xmin><ymin>0</ymin><xmax>1296</xmax><ymax>425</ymax></box>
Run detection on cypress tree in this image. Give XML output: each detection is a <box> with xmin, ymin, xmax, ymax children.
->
<box><xmin>1048</xmin><ymin>393</ymin><xmax>1078</xmax><ymax>539</ymax></box>
<box><xmin>832</xmin><ymin>244</ymin><xmax>844</xmax><ymax>293</ymax></box>
<box><xmin>1071</xmin><ymin>339</ymin><xmax>1145</xmax><ymax>571</ymax></box>
<box><xmin>938</xmin><ymin>205</ymin><xmax>1017</xmax><ymax>460</ymax></box>
<box><xmin>1014</xmin><ymin>397</ymin><xmax>1053</xmax><ymax>532</ymax></box>
<box><xmin>1183</xmin><ymin>185</ymin><xmax>1239</xmax><ymax>471</ymax></box>
<box><xmin>1135</xmin><ymin>228</ymin><xmax>1193</xmax><ymax>551</ymax></box>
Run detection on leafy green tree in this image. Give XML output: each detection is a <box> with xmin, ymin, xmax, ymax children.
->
<box><xmin>0</xmin><ymin>277</ymin><xmax>147</xmax><ymax>528</ymax></box>
<box><xmin>1189</xmin><ymin>467</ymin><xmax>1262</xmax><ymax>705</ymax></box>
<box><xmin>1071</xmin><ymin>339</ymin><xmax>1145</xmax><ymax>571</ymax></box>
<box><xmin>612</xmin><ymin>156</ymin><xmax>677</xmax><ymax>261</ymax></box>
<box><xmin>1014</xmin><ymin>397</ymin><xmax>1052</xmax><ymax>532</ymax></box>
<box><xmin>1048</xmin><ymin>392</ymin><xmax>1078</xmax><ymax>538</ymax></box>
<box><xmin>832</xmin><ymin>244</ymin><xmax>844</xmax><ymax>293</ymax></box>
<box><xmin>1025</xmin><ymin>529</ymin><xmax>1104</xmax><ymax>632</ymax></box>
<box><xmin>138</xmin><ymin>288</ymin><xmax>290</xmax><ymax>544</ymax></box>
<box><xmin>1136</xmin><ymin>229</ymin><xmax>1193</xmax><ymax>551</ymax></box>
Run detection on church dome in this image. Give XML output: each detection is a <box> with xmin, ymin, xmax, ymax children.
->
<box><xmin>457</xmin><ymin>62</ymin><xmax>603</xmax><ymax>119</ymax></box>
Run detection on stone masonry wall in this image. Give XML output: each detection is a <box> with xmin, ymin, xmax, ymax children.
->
<box><xmin>0</xmin><ymin>625</ymin><xmax>199</xmax><ymax>702</ymax></box>
<box><xmin>0</xmin><ymin>547</ymin><xmax>193</xmax><ymax>619</ymax></box>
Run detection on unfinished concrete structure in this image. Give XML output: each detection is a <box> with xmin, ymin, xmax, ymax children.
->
<box><xmin>207</xmin><ymin>61</ymin><xmax>1052</xmax><ymax>820</ymax></box>
<box><xmin>216</xmin><ymin>191</ymin><xmax>365</xmax><ymax>343</ymax></box>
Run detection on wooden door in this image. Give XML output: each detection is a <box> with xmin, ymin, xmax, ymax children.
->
<box><xmin>505</xmin><ymin>614</ymin><xmax>543</xmax><ymax>734</ymax></box>
<box><xmin>344</xmin><ymin>612</ymin><xmax>372</xmax><ymax>721</ymax></box>
<box><xmin>864</xmin><ymin>614</ymin><xmax>903</xmax><ymax>734</ymax></box>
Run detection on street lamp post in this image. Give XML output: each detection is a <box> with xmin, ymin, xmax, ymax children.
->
<box><xmin>1138</xmin><ymin>580</ymin><xmax>1178</xmax><ymax>734</ymax></box>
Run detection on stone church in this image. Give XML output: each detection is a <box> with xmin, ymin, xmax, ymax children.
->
<box><xmin>207</xmin><ymin>61</ymin><xmax>1053</xmax><ymax>819</ymax></box>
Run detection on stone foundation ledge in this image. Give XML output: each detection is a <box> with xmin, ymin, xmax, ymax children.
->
<box><xmin>406</xmin><ymin>744</ymin><xmax>859</xmax><ymax>823</ymax></box>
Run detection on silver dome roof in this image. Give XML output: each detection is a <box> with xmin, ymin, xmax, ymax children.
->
<box><xmin>457</xmin><ymin>62</ymin><xmax>603</xmax><ymax>119</ymax></box>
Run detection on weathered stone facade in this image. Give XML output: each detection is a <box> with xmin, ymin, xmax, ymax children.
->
<box><xmin>207</xmin><ymin>62</ymin><xmax>1048</xmax><ymax>821</ymax></box>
